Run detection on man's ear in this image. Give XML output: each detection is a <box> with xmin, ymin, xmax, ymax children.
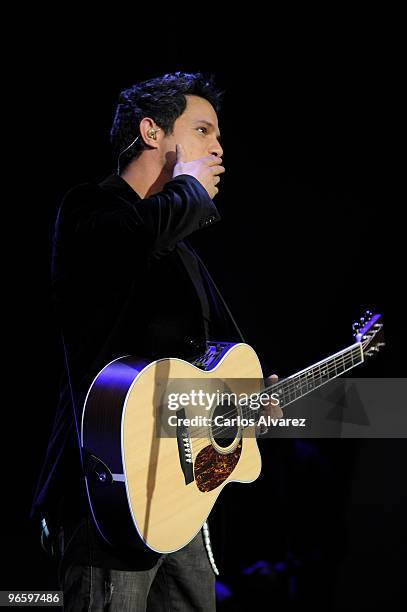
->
<box><xmin>139</xmin><ymin>117</ymin><xmax>161</xmax><ymax>148</ymax></box>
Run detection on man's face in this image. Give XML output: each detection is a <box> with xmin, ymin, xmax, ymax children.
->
<box><xmin>162</xmin><ymin>95</ymin><xmax>223</xmax><ymax>162</ymax></box>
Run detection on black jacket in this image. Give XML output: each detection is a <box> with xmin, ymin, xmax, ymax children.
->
<box><xmin>32</xmin><ymin>173</ymin><xmax>245</xmax><ymax>568</ymax></box>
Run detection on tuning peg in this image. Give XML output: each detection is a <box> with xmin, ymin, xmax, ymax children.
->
<box><xmin>352</xmin><ymin>322</ymin><xmax>363</xmax><ymax>339</ymax></box>
<box><xmin>352</xmin><ymin>322</ymin><xmax>361</xmax><ymax>336</ymax></box>
<box><xmin>359</xmin><ymin>316</ymin><xmax>366</xmax><ymax>326</ymax></box>
<box><xmin>365</xmin><ymin>347</ymin><xmax>380</xmax><ymax>357</ymax></box>
<box><xmin>364</xmin><ymin>310</ymin><xmax>373</xmax><ymax>321</ymax></box>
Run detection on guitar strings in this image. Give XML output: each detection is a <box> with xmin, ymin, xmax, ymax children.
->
<box><xmin>188</xmin><ymin>348</ymin><xmax>361</xmax><ymax>447</ymax></box>
<box><xmin>188</xmin><ymin>345</ymin><xmax>361</xmax><ymax>439</ymax></box>
<box><xmin>184</xmin><ymin>346</ymin><xmax>362</xmax><ymax>451</ymax></box>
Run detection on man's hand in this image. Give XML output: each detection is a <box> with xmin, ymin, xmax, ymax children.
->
<box><xmin>173</xmin><ymin>143</ymin><xmax>225</xmax><ymax>199</ymax></box>
<box><xmin>256</xmin><ymin>374</ymin><xmax>283</xmax><ymax>436</ymax></box>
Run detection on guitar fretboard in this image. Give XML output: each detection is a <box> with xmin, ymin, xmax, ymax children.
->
<box><xmin>241</xmin><ymin>343</ymin><xmax>363</xmax><ymax>420</ymax></box>
<box><xmin>274</xmin><ymin>343</ymin><xmax>363</xmax><ymax>408</ymax></box>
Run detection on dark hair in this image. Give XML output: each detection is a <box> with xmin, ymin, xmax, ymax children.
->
<box><xmin>110</xmin><ymin>71</ymin><xmax>223</xmax><ymax>170</ymax></box>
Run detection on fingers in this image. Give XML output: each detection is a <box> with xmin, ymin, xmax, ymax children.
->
<box><xmin>173</xmin><ymin>149</ymin><xmax>224</xmax><ymax>198</ymax></box>
<box><xmin>178</xmin><ymin>151</ymin><xmax>221</xmax><ymax>166</ymax></box>
<box><xmin>204</xmin><ymin>154</ymin><xmax>223</xmax><ymax>166</ymax></box>
<box><xmin>211</xmin><ymin>164</ymin><xmax>225</xmax><ymax>176</ymax></box>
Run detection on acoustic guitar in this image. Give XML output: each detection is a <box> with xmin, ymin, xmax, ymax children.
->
<box><xmin>81</xmin><ymin>311</ymin><xmax>384</xmax><ymax>553</ymax></box>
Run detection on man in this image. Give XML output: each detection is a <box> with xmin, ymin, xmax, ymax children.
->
<box><xmin>32</xmin><ymin>72</ymin><xmax>280</xmax><ymax>610</ymax></box>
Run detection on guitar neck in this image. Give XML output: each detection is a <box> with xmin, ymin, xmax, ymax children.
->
<box><xmin>264</xmin><ymin>343</ymin><xmax>364</xmax><ymax>409</ymax></box>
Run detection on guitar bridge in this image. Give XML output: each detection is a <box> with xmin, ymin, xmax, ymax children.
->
<box><xmin>176</xmin><ymin>408</ymin><xmax>194</xmax><ymax>485</ymax></box>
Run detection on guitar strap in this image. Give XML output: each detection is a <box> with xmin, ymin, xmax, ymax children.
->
<box><xmin>59</xmin><ymin>331</ymin><xmax>96</xmax><ymax>567</ymax></box>
<box><xmin>185</xmin><ymin>241</ymin><xmax>247</xmax><ymax>344</ymax></box>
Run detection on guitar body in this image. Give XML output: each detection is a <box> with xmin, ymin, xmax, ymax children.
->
<box><xmin>81</xmin><ymin>342</ymin><xmax>263</xmax><ymax>554</ymax></box>
<box><xmin>81</xmin><ymin>311</ymin><xmax>384</xmax><ymax>555</ymax></box>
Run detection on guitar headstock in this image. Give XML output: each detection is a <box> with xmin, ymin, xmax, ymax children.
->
<box><xmin>352</xmin><ymin>310</ymin><xmax>385</xmax><ymax>358</ymax></box>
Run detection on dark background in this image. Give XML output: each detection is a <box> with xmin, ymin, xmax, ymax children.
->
<box><xmin>4</xmin><ymin>10</ymin><xmax>405</xmax><ymax>611</ymax></box>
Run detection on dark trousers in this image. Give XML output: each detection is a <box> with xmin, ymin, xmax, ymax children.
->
<box><xmin>55</xmin><ymin>525</ymin><xmax>216</xmax><ymax>611</ymax></box>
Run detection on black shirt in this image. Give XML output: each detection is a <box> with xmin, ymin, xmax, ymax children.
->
<box><xmin>32</xmin><ymin>173</ymin><xmax>244</xmax><ymax>569</ymax></box>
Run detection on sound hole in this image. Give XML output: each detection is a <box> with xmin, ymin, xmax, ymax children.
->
<box><xmin>211</xmin><ymin>400</ymin><xmax>239</xmax><ymax>447</ymax></box>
